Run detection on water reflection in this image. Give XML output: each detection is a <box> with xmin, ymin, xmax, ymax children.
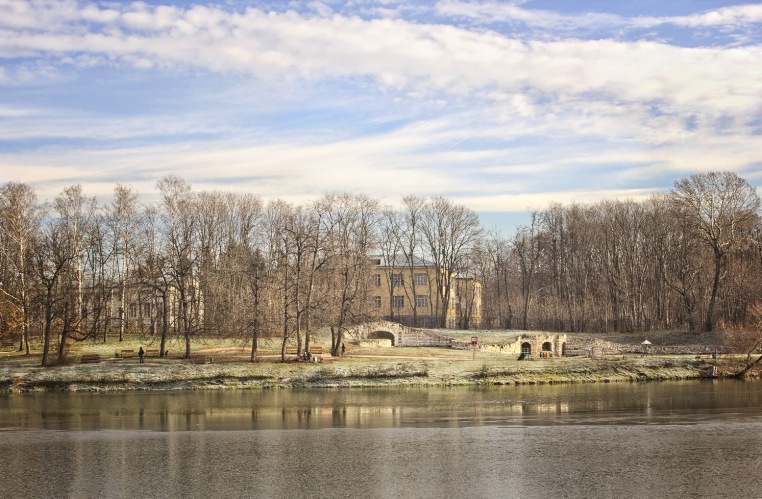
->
<box><xmin>2</xmin><ymin>380</ymin><xmax>762</xmax><ymax>432</ymax></box>
<box><xmin>2</xmin><ymin>381</ymin><xmax>762</xmax><ymax>498</ymax></box>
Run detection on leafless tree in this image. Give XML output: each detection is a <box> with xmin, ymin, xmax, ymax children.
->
<box><xmin>157</xmin><ymin>176</ymin><xmax>200</xmax><ymax>358</ymax></box>
<box><xmin>419</xmin><ymin>197</ymin><xmax>481</xmax><ymax>328</ymax></box>
<box><xmin>322</xmin><ymin>193</ymin><xmax>379</xmax><ymax>356</ymax></box>
<box><xmin>671</xmin><ymin>171</ymin><xmax>761</xmax><ymax>332</ymax></box>
<box><xmin>0</xmin><ymin>182</ymin><xmax>41</xmax><ymax>354</ymax></box>
<box><xmin>53</xmin><ymin>185</ymin><xmax>96</xmax><ymax>337</ymax></box>
<box><xmin>513</xmin><ymin>211</ymin><xmax>544</xmax><ymax>330</ymax></box>
<box><xmin>33</xmin><ymin>214</ymin><xmax>74</xmax><ymax>367</ymax></box>
<box><xmin>108</xmin><ymin>184</ymin><xmax>141</xmax><ymax>340</ymax></box>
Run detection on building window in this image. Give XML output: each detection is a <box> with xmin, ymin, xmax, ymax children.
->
<box><xmin>143</xmin><ymin>303</ymin><xmax>151</xmax><ymax>316</ymax></box>
<box><xmin>392</xmin><ymin>296</ymin><xmax>405</xmax><ymax>309</ymax></box>
<box><xmin>391</xmin><ymin>273</ymin><xmax>403</xmax><ymax>287</ymax></box>
<box><xmin>373</xmin><ymin>296</ymin><xmax>381</xmax><ymax>308</ymax></box>
<box><xmin>372</xmin><ymin>274</ymin><xmax>381</xmax><ymax>287</ymax></box>
<box><xmin>129</xmin><ymin>304</ymin><xmax>137</xmax><ymax>319</ymax></box>
<box><xmin>416</xmin><ymin>295</ymin><xmax>429</xmax><ymax>308</ymax></box>
<box><xmin>413</xmin><ymin>273</ymin><xmax>428</xmax><ymax>286</ymax></box>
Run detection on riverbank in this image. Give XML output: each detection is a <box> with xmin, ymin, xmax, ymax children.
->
<box><xmin>1</xmin><ymin>329</ymin><xmax>755</xmax><ymax>392</ymax></box>
<box><xmin>0</xmin><ymin>351</ymin><xmax>746</xmax><ymax>392</ymax></box>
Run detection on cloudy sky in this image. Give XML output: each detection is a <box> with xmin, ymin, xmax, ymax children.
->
<box><xmin>1</xmin><ymin>0</ymin><xmax>761</xmax><ymax>232</ymax></box>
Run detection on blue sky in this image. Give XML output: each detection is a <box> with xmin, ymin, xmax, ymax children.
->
<box><xmin>1</xmin><ymin>0</ymin><xmax>761</xmax><ymax>233</ymax></box>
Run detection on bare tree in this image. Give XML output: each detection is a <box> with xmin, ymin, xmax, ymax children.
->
<box><xmin>376</xmin><ymin>207</ymin><xmax>404</xmax><ymax>323</ymax></box>
<box><xmin>261</xmin><ymin>199</ymin><xmax>297</xmax><ymax>361</ymax></box>
<box><xmin>323</xmin><ymin>193</ymin><xmax>379</xmax><ymax>355</ymax></box>
<box><xmin>419</xmin><ymin>197</ymin><xmax>482</xmax><ymax>328</ymax></box>
<box><xmin>34</xmin><ymin>216</ymin><xmax>73</xmax><ymax>367</ymax></box>
<box><xmin>138</xmin><ymin>205</ymin><xmax>172</xmax><ymax>357</ymax></box>
<box><xmin>78</xmin><ymin>207</ymin><xmax>112</xmax><ymax>346</ymax></box>
<box><xmin>478</xmin><ymin>230</ymin><xmax>513</xmax><ymax>329</ymax></box>
<box><xmin>0</xmin><ymin>182</ymin><xmax>41</xmax><ymax>354</ymax></box>
<box><xmin>728</xmin><ymin>302</ymin><xmax>762</xmax><ymax>378</ymax></box>
<box><xmin>513</xmin><ymin>212</ymin><xmax>543</xmax><ymax>330</ymax></box>
<box><xmin>400</xmin><ymin>196</ymin><xmax>427</xmax><ymax>326</ymax></box>
<box><xmin>671</xmin><ymin>172</ymin><xmax>761</xmax><ymax>332</ymax></box>
<box><xmin>109</xmin><ymin>185</ymin><xmax>141</xmax><ymax>341</ymax></box>
<box><xmin>157</xmin><ymin>176</ymin><xmax>200</xmax><ymax>358</ymax></box>
<box><xmin>53</xmin><ymin>185</ymin><xmax>95</xmax><ymax>333</ymax></box>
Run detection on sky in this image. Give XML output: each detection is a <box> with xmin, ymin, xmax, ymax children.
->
<box><xmin>1</xmin><ymin>0</ymin><xmax>761</xmax><ymax>233</ymax></box>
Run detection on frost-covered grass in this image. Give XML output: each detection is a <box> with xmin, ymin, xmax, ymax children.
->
<box><xmin>0</xmin><ymin>330</ymin><xmax>751</xmax><ymax>392</ymax></box>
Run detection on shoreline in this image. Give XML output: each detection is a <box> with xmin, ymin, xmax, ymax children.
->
<box><xmin>0</xmin><ymin>354</ymin><xmax>747</xmax><ymax>393</ymax></box>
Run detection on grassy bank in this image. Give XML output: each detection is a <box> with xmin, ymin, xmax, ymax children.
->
<box><xmin>0</xmin><ymin>341</ymin><xmax>745</xmax><ymax>392</ymax></box>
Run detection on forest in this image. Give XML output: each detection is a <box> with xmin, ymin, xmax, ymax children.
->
<box><xmin>1</xmin><ymin>171</ymin><xmax>760</xmax><ymax>367</ymax></box>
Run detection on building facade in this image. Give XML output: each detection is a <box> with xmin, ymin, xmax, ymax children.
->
<box><xmin>369</xmin><ymin>255</ymin><xmax>481</xmax><ymax>329</ymax></box>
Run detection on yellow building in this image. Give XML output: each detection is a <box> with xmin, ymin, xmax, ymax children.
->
<box><xmin>370</xmin><ymin>255</ymin><xmax>481</xmax><ymax>329</ymax></box>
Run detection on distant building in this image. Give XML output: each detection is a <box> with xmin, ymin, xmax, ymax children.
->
<box><xmin>369</xmin><ymin>254</ymin><xmax>481</xmax><ymax>329</ymax></box>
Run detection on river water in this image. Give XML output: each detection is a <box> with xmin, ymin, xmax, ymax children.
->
<box><xmin>1</xmin><ymin>380</ymin><xmax>761</xmax><ymax>498</ymax></box>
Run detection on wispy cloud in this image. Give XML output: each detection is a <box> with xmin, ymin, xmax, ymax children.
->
<box><xmin>0</xmin><ymin>0</ymin><xmax>760</xmax><ymax>228</ymax></box>
<box><xmin>437</xmin><ymin>1</ymin><xmax>762</xmax><ymax>31</ymax></box>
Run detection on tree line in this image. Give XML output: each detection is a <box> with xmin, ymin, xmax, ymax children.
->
<box><xmin>0</xmin><ymin>171</ymin><xmax>760</xmax><ymax>366</ymax></box>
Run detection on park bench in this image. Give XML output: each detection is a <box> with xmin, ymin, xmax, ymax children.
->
<box><xmin>697</xmin><ymin>351</ymin><xmax>729</xmax><ymax>359</ymax></box>
<box><xmin>120</xmin><ymin>349</ymin><xmax>134</xmax><ymax>358</ymax></box>
<box><xmin>145</xmin><ymin>349</ymin><xmax>160</xmax><ymax>358</ymax></box>
<box><xmin>285</xmin><ymin>345</ymin><xmax>299</xmax><ymax>360</ymax></box>
<box><xmin>80</xmin><ymin>354</ymin><xmax>101</xmax><ymax>364</ymax></box>
<box><xmin>189</xmin><ymin>354</ymin><xmax>207</xmax><ymax>364</ymax></box>
<box><xmin>1</xmin><ymin>340</ymin><xmax>16</xmax><ymax>350</ymax></box>
<box><xmin>309</xmin><ymin>345</ymin><xmax>323</xmax><ymax>361</ymax></box>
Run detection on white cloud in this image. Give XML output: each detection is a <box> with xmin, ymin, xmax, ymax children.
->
<box><xmin>1</xmin><ymin>1</ymin><xmax>759</xmax><ymax>121</ymax></box>
<box><xmin>437</xmin><ymin>1</ymin><xmax>762</xmax><ymax>30</ymax></box>
<box><xmin>456</xmin><ymin>188</ymin><xmax>659</xmax><ymax>213</ymax></box>
<box><xmin>1</xmin><ymin>0</ymin><xmax>760</xmax><ymax>224</ymax></box>
<box><xmin>436</xmin><ymin>0</ymin><xmax>627</xmax><ymax>31</ymax></box>
<box><xmin>646</xmin><ymin>4</ymin><xmax>762</xmax><ymax>28</ymax></box>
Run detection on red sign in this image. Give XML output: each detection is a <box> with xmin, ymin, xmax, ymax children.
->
<box><xmin>471</xmin><ymin>336</ymin><xmax>478</xmax><ymax>345</ymax></box>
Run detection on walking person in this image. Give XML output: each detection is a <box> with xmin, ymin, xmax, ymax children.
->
<box><xmin>138</xmin><ymin>346</ymin><xmax>144</xmax><ymax>363</ymax></box>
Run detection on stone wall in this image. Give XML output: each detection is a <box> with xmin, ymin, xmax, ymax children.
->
<box><xmin>477</xmin><ymin>333</ymin><xmax>568</xmax><ymax>356</ymax></box>
<box><xmin>346</xmin><ymin>321</ymin><xmax>452</xmax><ymax>347</ymax></box>
<box><xmin>396</xmin><ymin>328</ymin><xmax>452</xmax><ymax>347</ymax></box>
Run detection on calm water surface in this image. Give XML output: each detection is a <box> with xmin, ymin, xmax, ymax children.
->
<box><xmin>2</xmin><ymin>380</ymin><xmax>762</xmax><ymax>498</ymax></box>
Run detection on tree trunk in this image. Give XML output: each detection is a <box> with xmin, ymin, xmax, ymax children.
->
<box><xmin>41</xmin><ymin>288</ymin><xmax>53</xmax><ymax>367</ymax></box>
<box><xmin>57</xmin><ymin>302</ymin><xmax>70</xmax><ymax>364</ymax></box>
<box><xmin>731</xmin><ymin>354</ymin><xmax>762</xmax><ymax>379</ymax></box>
<box><xmin>160</xmin><ymin>292</ymin><xmax>168</xmax><ymax>357</ymax></box>
<box><xmin>704</xmin><ymin>253</ymin><xmax>722</xmax><ymax>332</ymax></box>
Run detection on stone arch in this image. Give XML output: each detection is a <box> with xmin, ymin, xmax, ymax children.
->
<box><xmin>542</xmin><ymin>342</ymin><xmax>552</xmax><ymax>352</ymax></box>
<box><xmin>521</xmin><ymin>342</ymin><xmax>532</xmax><ymax>355</ymax></box>
<box><xmin>368</xmin><ymin>330</ymin><xmax>396</xmax><ymax>346</ymax></box>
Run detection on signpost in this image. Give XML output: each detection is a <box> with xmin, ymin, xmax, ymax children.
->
<box><xmin>471</xmin><ymin>336</ymin><xmax>478</xmax><ymax>360</ymax></box>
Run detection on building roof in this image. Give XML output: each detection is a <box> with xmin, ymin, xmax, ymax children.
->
<box><xmin>370</xmin><ymin>253</ymin><xmax>435</xmax><ymax>268</ymax></box>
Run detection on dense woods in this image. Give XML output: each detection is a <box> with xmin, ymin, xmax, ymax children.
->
<box><xmin>1</xmin><ymin>171</ymin><xmax>760</xmax><ymax>366</ymax></box>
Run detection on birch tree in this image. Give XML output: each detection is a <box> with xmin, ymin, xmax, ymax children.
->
<box><xmin>0</xmin><ymin>182</ymin><xmax>41</xmax><ymax>353</ymax></box>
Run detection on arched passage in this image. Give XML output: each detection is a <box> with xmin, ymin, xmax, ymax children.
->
<box><xmin>368</xmin><ymin>330</ymin><xmax>396</xmax><ymax>346</ymax></box>
<box><xmin>542</xmin><ymin>342</ymin><xmax>552</xmax><ymax>352</ymax></box>
<box><xmin>521</xmin><ymin>342</ymin><xmax>532</xmax><ymax>355</ymax></box>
